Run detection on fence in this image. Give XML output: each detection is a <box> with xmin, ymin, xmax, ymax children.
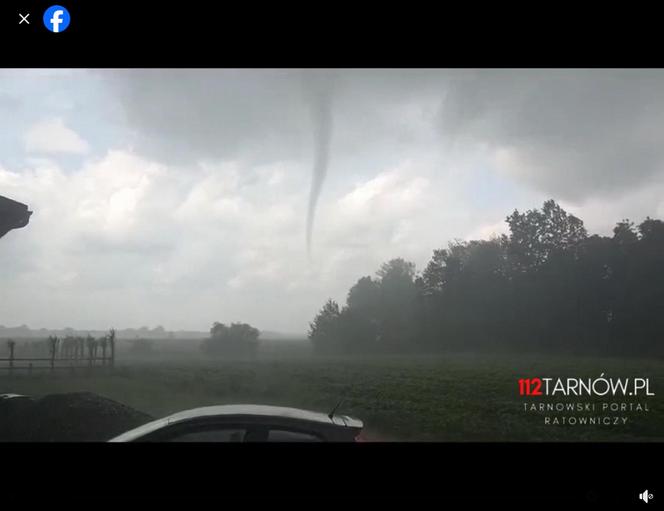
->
<box><xmin>0</xmin><ymin>338</ymin><xmax>115</xmax><ymax>375</ymax></box>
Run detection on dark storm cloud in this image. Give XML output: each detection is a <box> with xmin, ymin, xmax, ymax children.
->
<box><xmin>104</xmin><ymin>69</ymin><xmax>446</xmax><ymax>166</ymax></box>
<box><xmin>106</xmin><ymin>69</ymin><xmax>311</xmax><ymax>165</ymax></box>
<box><xmin>106</xmin><ymin>69</ymin><xmax>664</xmax><ymax>204</ymax></box>
<box><xmin>438</xmin><ymin>69</ymin><xmax>664</xmax><ymax>200</ymax></box>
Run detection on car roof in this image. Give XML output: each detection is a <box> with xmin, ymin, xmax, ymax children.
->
<box><xmin>109</xmin><ymin>404</ymin><xmax>362</xmax><ymax>442</ymax></box>
<box><xmin>169</xmin><ymin>404</ymin><xmax>338</xmax><ymax>423</ymax></box>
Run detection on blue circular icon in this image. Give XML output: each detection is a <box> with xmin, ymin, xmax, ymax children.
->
<box><xmin>43</xmin><ymin>5</ymin><xmax>70</xmax><ymax>33</ymax></box>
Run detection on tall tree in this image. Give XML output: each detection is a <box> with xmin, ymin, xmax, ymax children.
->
<box><xmin>308</xmin><ymin>299</ymin><xmax>342</xmax><ymax>354</ymax></box>
<box><xmin>506</xmin><ymin>199</ymin><xmax>587</xmax><ymax>272</ymax></box>
<box><xmin>374</xmin><ymin>259</ymin><xmax>419</xmax><ymax>350</ymax></box>
<box><xmin>202</xmin><ymin>321</ymin><xmax>259</xmax><ymax>357</ymax></box>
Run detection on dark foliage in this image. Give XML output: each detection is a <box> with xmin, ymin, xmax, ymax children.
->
<box><xmin>201</xmin><ymin>322</ymin><xmax>260</xmax><ymax>357</ymax></box>
<box><xmin>0</xmin><ymin>393</ymin><xmax>152</xmax><ymax>441</ymax></box>
<box><xmin>309</xmin><ymin>200</ymin><xmax>664</xmax><ymax>356</ymax></box>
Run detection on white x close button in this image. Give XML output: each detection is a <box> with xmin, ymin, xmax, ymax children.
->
<box><xmin>18</xmin><ymin>12</ymin><xmax>30</xmax><ymax>25</ymax></box>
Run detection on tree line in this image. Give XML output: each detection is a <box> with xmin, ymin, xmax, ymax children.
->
<box><xmin>201</xmin><ymin>322</ymin><xmax>260</xmax><ymax>357</ymax></box>
<box><xmin>309</xmin><ymin>200</ymin><xmax>664</xmax><ymax>356</ymax></box>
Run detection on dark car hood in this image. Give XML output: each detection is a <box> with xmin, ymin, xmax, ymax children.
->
<box><xmin>0</xmin><ymin>195</ymin><xmax>32</xmax><ymax>239</ymax></box>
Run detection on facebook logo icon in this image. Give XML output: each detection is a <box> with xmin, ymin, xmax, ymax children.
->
<box><xmin>43</xmin><ymin>5</ymin><xmax>71</xmax><ymax>33</ymax></box>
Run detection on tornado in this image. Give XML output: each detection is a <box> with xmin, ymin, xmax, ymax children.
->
<box><xmin>305</xmin><ymin>87</ymin><xmax>332</xmax><ymax>257</ymax></box>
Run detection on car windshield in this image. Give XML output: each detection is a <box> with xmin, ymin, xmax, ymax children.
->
<box><xmin>0</xmin><ymin>69</ymin><xmax>662</xmax><ymax>443</ymax></box>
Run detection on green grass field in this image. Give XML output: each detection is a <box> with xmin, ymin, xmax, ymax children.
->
<box><xmin>2</xmin><ymin>353</ymin><xmax>663</xmax><ymax>441</ymax></box>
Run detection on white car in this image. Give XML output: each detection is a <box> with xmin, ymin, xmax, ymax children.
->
<box><xmin>109</xmin><ymin>404</ymin><xmax>364</xmax><ymax>442</ymax></box>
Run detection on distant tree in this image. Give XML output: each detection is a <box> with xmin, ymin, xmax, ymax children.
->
<box><xmin>421</xmin><ymin>248</ymin><xmax>448</xmax><ymax>295</ymax></box>
<box><xmin>47</xmin><ymin>335</ymin><xmax>59</xmax><ymax>358</ymax></box>
<box><xmin>99</xmin><ymin>336</ymin><xmax>108</xmax><ymax>363</ymax></box>
<box><xmin>374</xmin><ymin>258</ymin><xmax>419</xmax><ymax>350</ymax></box>
<box><xmin>345</xmin><ymin>277</ymin><xmax>381</xmax><ymax>348</ymax></box>
<box><xmin>376</xmin><ymin>258</ymin><xmax>416</xmax><ymax>282</ymax></box>
<box><xmin>347</xmin><ymin>276</ymin><xmax>380</xmax><ymax>314</ymax></box>
<box><xmin>108</xmin><ymin>328</ymin><xmax>116</xmax><ymax>365</ymax></box>
<box><xmin>309</xmin><ymin>261</ymin><xmax>422</xmax><ymax>354</ymax></box>
<box><xmin>638</xmin><ymin>217</ymin><xmax>664</xmax><ymax>245</ymax></box>
<box><xmin>61</xmin><ymin>335</ymin><xmax>76</xmax><ymax>359</ymax></box>
<box><xmin>621</xmin><ymin>217</ymin><xmax>664</xmax><ymax>352</ymax></box>
<box><xmin>337</xmin><ymin>306</ymin><xmax>379</xmax><ymax>353</ymax></box>
<box><xmin>308</xmin><ymin>299</ymin><xmax>342</xmax><ymax>354</ymax></box>
<box><xmin>201</xmin><ymin>321</ymin><xmax>259</xmax><ymax>357</ymax></box>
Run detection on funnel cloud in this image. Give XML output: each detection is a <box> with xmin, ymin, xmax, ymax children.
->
<box><xmin>306</xmin><ymin>87</ymin><xmax>332</xmax><ymax>256</ymax></box>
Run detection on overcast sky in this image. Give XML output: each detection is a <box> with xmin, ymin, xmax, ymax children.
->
<box><xmin>2</xmin><ymin>69</ymin><xmax>664</xmax><ymax>333</ymax></box>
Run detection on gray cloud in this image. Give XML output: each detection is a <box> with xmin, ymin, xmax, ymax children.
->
<box><xmin>108</xmin><ymin>69</ymin><xmax>664</xmax><ymax>203</ymax></box>
<box><xmin>438</xmin><ymin>69</ymin><xmax>664</xmax><ymax>200</ymax></box>
<box><xmin>106</xmin><ymin>69</ymin><xmax>311</xmax><ymax>165</ymax></box>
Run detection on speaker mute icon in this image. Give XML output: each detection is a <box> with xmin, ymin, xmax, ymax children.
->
<box><xmin>639</xmin><ymin>490</ymin><xmax>653</xmax><ymax>503</ymax></box>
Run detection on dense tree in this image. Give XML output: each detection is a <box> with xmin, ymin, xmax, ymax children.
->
<box><xmin>374</xmin><ymin>259</ymin><xmax>419</xmax><ymax>350</ymax></box>
<box><xmin>308</xmin><ymin>299</ymin><xmax>341</xmax><ymax>354</ymax></box>
<box><xmin>309</xmin><ymin>200</ymin><xmax>664</xmax><ymax>357</ymax></box>
<box><xmin>347</xmin><ymin>276</ymin><xmax>380</xmax><ymax>314</ymax></box>
<box><xmin>201</xmin><ymin>321</ymin><xmax>259</xmax><ymax>357</ymax></box>
<box><xmin>613</xmin><ymin>219</ymin><xmax>638</xmax><ymax>245</ymax></box>
<box><xmin>506</xmin><ymin>199</ymin><xmax>587</xmax><ymax>272</ymax></box>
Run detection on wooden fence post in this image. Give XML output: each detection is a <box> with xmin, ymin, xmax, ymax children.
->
<box><xmin>110</xmin><ymin>333</ymin><xmax>115</xmax><ymax>370</ymax></box>
<box><xmin>8</xmin><ymin>340</ymin><xmax>15</xmax><ymax>376</ymax></box>
<box><xmin>47</xmin><ymin>335</ymin><xmax>57</xmax><ymax>373</ymax></box>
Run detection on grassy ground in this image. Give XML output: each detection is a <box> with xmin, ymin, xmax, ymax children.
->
<box><xmin>2</xmin><ymin>353</ymin><xmax>663</xmax><ymax>441</ymax></box>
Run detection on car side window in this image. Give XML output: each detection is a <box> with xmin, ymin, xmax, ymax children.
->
<box><xmin>167</xmin><ymin>428</ymin><xmax>246</xmax><ymax>442</ymax></box>
<box><xmin>159</xmin><ymin>425</ymin><xmax>324</xmax><ymax>442</ymax></box>
<box><xmin>267</xmin><ymin>429</ymin><xmax>322</xmax><ymax>442</ymax></box>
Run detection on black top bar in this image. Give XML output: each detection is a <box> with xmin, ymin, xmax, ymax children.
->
<box><xmin>1</xmin><ymin>2</ymin><xmax>660</xmax><ymax>67</ymax></box>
